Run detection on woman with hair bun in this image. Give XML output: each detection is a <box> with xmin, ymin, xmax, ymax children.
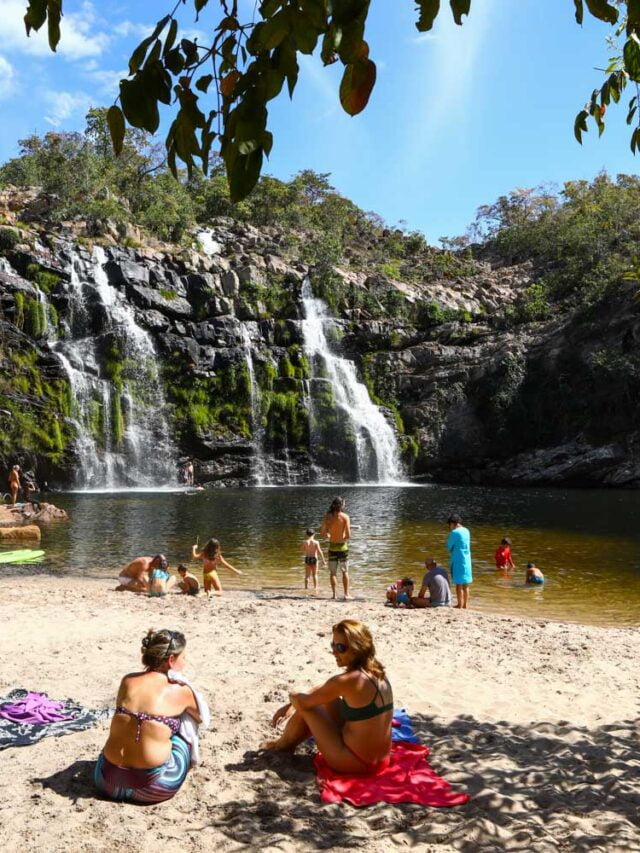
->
<box><xmin>265</xmin><ymin>619</ymin><xmax>393</xmax><ymax>773</ymax></box>
<box><xmin>95</xmin><ymin>628</ymin><xmax>201</xmax><ymax>803</ymax></box>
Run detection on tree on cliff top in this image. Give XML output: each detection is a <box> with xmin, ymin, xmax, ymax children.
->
<box><xmin>20</xmin><ymin>1</ymin><xmax>640</xmax><ymax>201</ymax></box>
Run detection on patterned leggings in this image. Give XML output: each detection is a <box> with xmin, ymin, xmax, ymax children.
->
<box><xmin>94</xmin><ymin>735</ymin><xmax>191</xmax><ymax>803</ymax></box>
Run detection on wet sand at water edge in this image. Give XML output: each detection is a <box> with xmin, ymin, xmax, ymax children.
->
<box><xmin>1</xmin><ymin>576</ymin><xmax>639</xmax><ymax>852</ymax></box>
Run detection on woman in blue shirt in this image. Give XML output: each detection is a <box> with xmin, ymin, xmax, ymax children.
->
<box><xmin>446</xmin><ymin>514</ymin><xmax>472</xmax><ymax>609</ymax></box>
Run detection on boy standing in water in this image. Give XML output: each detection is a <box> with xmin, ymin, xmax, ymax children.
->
<box><xmin>301</xmin><ymin>529</ymin><xmax>326</xmax><ymax>593</ymax></box>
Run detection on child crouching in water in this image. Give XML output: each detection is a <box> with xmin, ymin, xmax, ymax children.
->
<box><xmin>301</xmin><ymin>528</ymin><xmax>326</xmax><ymax>593</ymax></box>
<box><xmin>192</xmin><ymin>537</ymin><xmax>243</xmax><ymax>597</ymax></box>
<box><xmin>525</xmin><ymin>561</ymin><xmax>545</xmax><ymax>585</ymax></box>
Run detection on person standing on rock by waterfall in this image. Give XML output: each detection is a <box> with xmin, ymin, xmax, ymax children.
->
<box><xmin>321</xmin><ymin>497</ymin><xmax>352</xmax><ymax>601</ymax></box>
<box><xmin>446</xmin><ymin>514</ymin><xmax>473</xmax><ymax>609</ymax></box>
<box><xmin>8</xmin><ymin>465</ymin><xmax>21</xmax><ymax>505</ymax></box>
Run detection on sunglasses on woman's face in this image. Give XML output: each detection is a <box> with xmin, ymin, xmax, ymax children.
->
<box><xmin>331</xmin><ymin>642</ymin><xmax>348</xmax><ymax>653</ymax></box>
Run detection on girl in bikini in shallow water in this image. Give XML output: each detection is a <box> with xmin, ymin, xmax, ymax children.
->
<box><xmin>191</xmin><ymin>537</ymin><xmax>243</xmax><ymax>597</ymax></box>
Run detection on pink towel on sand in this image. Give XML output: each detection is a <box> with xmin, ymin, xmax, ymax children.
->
<box><xmin>0</xmin><ymin>691</ymin><xmax>74</xmax><ymax>724</ymax></box>
<box><xmin>314</xmin><ymin>742</ymin><xmax>470</xmax><ymax>807</ymax></box>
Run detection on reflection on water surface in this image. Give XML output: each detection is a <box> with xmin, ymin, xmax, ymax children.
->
<box><xmin>3</xmin><ymin>484</ymin><xmax>639</xmax><ymax>627</ymax></box>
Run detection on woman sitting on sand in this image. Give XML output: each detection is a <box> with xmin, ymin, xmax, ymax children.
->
<box><xmin>95</xmin><ymin>629</ymin><xmax>201</xmax><ymax>803</ymax></box>
<box><xmin>265</xmin><ymin>619</ymin><xmax>393</xmax><ymax>773</ymax></box>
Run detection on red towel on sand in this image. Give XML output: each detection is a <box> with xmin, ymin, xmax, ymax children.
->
<box><xmin>314</xmin><ymin>742</ymin><xmax>469</xmax><ymax>807</ymax></box>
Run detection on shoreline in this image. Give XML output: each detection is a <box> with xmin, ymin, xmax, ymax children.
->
<box><xmin>1</xmin><ymin>575</ymin><xmax>639</xmax><ymax>851</ymax></box>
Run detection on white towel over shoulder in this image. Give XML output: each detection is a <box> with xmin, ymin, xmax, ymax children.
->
<box><xmin>167</xmin><ymin>669</ymin><xmax>210</xmax><ymax>766</ymax></box>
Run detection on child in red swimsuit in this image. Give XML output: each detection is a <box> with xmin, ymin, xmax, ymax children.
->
<box><xmin>495</xmin><ymin>537</ymin><xmax>516</xmax><ymax>570</ymax></box>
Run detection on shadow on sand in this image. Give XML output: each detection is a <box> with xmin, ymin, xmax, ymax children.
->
<box><xmin>209</xmin><ymin>715</ymin><xmax>640</xmax><ymax>851</ymax></box>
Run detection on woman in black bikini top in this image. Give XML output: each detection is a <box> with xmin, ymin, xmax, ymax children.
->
<box><xmin>265</xmin><ymin>619</ymin><xmax>393</xmax><ymax>773</ymax></box>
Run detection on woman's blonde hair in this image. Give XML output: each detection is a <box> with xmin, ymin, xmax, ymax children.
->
<box><xmin>333</xmin><ymin>619</ymin><xmax>385</xmax><ymax>680</ymax></box>
<box><xmin>141</xmin><ymin>628</ymin><xmax>185</xmax><ymax>670</ymax></box>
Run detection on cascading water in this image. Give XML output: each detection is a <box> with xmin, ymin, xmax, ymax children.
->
<box><xmin>52</xmin><ymin>247</ymin><xmax>177</xmax><ymax>489</ymax></box>
<box><xmin>301</xmin><ymin>279</ymin><xmax>403</xmax><ymax>483</ymax></box>
<box><xmin>240</xmin><ymin>322</ymin><xmax>268</xmax><ymax>485</ymax></box>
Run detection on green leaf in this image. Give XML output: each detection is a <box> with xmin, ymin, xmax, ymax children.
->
<box><xmin>181</xmin><ymin>39</ymin><xmax>199</xmax><ymax>65</ymax></box>
<box><xmin>227</xmin><ymin>147</ymin><xmax>264</xmax><ymax>202</ymax></box>
<box><xmin>163</xmin><ymin>19</ymin><xmax>178</xmax><ymax>57</ymax></box>
<box><xmin>262</xmin><ymin>130</ymin><xmax>273</xmax><ymax>157</ymax></box>
<box><xmin>258</xmin><ymin>10</ymin><xmax>291</xmax><ymax>50</ymax></box>
<box><xmin>321</xmin><ymin>24</ymin><xmax>342</xmax><ymax>64</ymax></box>
<box><xmin>24</xmin><ymin>0</ymin><xmax>47</xmax><ymax>36</ymax></box>
<box><xmin>574</xmin><ymin>109</ymin><xmax>589</xmax><ymax>143</ymax></box>
<box><xmin>628</xmin><ymin>0</ymin><xmax>640</xmax><ymax>32</ymax></box>
<box><xmin>106</xmin><ymin>105</ymin><xmax>125</xmax><ymax>157</ymax></box>
<box><xmin>164</xmin><ymin>47</ymin><xmax>185</xmax><ymax>75</ymax></box>
<box><xmin>47</xmin><ymin>0</ymin><xmax>61</xmax><ymax>51</ymax></box>
<box><xmin>292</xmin><ymin>10</ymin><xmax>319</xmax><ymax>54</ymax></box>
<box><xmin>573</xmin><ymin>0</ymin><xmax>583</xmax><ymax>25</ymax></box>
<box><xmin>260</xmin><ymin>0</ymin><xmax>283</xmax><ymax>15</ymax></box>
<box><xmin>339</xmin><ymin>57</ymin><xmax>376</xmax><ymax>116</ymax></box>
<box><xmin>584</xmin><ymin>0</ymin><xmax>618</xmax><ymax>25</ymax></box>
<box><xmin>194</xmin><ymin>0</ymin><xmax>209</xmax><ymax>17</ymax></box>
<box><xmin>415</xmin><ymin>0</ymin><xmax>440</xmax><ymax>32</ymax></box>
<box><xmin>128</xmin><ymin>15</ymin><xmax>170</xmax><ymax>75</ymax></box>
<box><xmin>449</xmin><ymin>0</ymin><xmax>470</xmax><ymax>26</ymax></box>
<box><xmin>195</xmin><ymin>74</ymin><xmax>214</xmax><ymax>93</ymax></box>
<box><xmin>119</xmin><ymin>78</ymin><xmax>160</xmax><ymax>134</ymax></box>
<box><xmin>624</xmin><ymin>35</ymin><xmax>640</xmax><ymax>82</ymax></box>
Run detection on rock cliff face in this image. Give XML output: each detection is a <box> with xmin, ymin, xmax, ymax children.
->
<box><xmin>1</xmin><ymin>187</ymin><xmax>639</xmax><ymax>489</ymax></box>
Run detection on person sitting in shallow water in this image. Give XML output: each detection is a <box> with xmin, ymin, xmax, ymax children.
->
<box><xmin>95</xmin><ymin>629</ymin><xmax>201</xmax><ymax>803</ymax></box>
<box><xmin>264</xmin><ymin>619</ymin><xmax>393</xmax><ymax>774</ymax></box>
<box><xmin>526</xmin><ymin>561</ymin><xmax>545</xmax><ymax>585</ymax></box>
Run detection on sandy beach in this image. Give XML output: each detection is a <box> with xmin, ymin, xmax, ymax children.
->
<box><xmin>1</xmin><ymin>576</ymin><xmax>639</xmax><ymax>852</ymax></box>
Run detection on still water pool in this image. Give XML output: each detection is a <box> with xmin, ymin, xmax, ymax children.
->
<box><xmin>4</xmin><ymin>484</ymin><xmax>640</xmax><ymax>626</ymax></box>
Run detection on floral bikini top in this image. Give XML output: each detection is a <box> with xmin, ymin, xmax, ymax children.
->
<box><xmin>115</xmin><ymin>706</ymin><xmax>181</xmax><ymax>742</ymax></box>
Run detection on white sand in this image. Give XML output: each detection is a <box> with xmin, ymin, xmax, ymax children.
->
<box><xmin>1</xmin><ymin>576</ymin><xmax>639</xmax><ymax>852</ymax></box>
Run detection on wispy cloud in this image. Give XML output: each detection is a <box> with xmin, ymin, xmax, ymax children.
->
<box><xmin>0</xmin><ymin>0</ymin><xmax>109</xmax><ymax>60</ymax></box>
<box><xmin>0</xmin><ymin>55</ymin><xmax>17</xmax><ymax>99</ymax></box>
<box><xmin>405</xmin><ymin>0</ymin><xmax>495</xmax><ymax>164</ymax></box>
<box><xmin>44</xmin><ymin>90</ymin><xmax>92</xmax><ymax>126</ymax></box>
<box><xmin>298</xmin><ymin>53</ymin><xmax>339</xmax><ymax>120</ymax></box>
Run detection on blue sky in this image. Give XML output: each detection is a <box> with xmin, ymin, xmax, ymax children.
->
<box><xmin>0</xmin><ymin>0</ymin><xmax>637</xmax><ymax>241</ymax></box>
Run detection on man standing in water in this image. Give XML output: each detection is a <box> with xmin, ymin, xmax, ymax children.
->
<box><xmin>321</xmin><ymin>496</ymin><xmax>352</xmax><ymax>600</ymax></box>
<box><xmin>8</xmin><ymin>465</ymin><xmax>21</xmax><ymax>505</ymax></box>
<box><xmin>446</xmin><ymin>514</ymin><xmax>473</xmax><ymax>609</ymax></box>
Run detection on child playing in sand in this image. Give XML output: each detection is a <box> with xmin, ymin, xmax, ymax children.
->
<box><xmin>301</xmin><ymin>528</ymin><xmax>326</xmax><ymax>593</ymax></box>
<box><xmin>192</xmin><ymin>537</ymin><xmax>243</xmax><ymax>597</ymax></box>
<box><xmin>177</xmin><ymin>564</ymin><xmax>200</xmax><ymax>596</ymax></box>
<box><xmin>386</xmin><ymin>578</ymin><xmax>415</xmax><ymax>607</ymax></box>
<box><xmin>525</xmin><ymin>562</ymin><xmax>545</xmax><ymax>585</ymax></box>
<box><xmin>495</xmin><ymin>537</ymin><xmax>516</xmax><ymax>570</ymax></box>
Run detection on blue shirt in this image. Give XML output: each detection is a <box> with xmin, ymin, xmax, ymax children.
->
<box><xmin>447</xmin><ymin>526</ymin><xmax>473</xmax><ymax>585</ymax></box>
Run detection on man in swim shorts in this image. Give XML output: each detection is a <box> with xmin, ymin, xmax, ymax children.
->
<box><xmin>116</xmin><ymin>556</ymin><xmax>154</xmax><ymax>593</ymax></box>
<box><xmin>320</xmin><ymin>496</ymin><xmax>352</xmax><ymax>600</ymax></box>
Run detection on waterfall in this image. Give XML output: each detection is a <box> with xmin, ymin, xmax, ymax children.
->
<box><xmin>52</xmin><ymin>247</ymin><xmax>177</xmax><ymax>489</ymax></box>
<box><xmin>240</xmin><ymin>323</ymin><xmax>268</xmax><ymax>485</ymax></box>
<box><xmin>301</xmin><ymin>279</ymin><xmax>402</xmax><ymax>483</ymax></box>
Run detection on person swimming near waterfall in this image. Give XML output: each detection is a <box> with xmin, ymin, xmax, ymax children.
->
<box><xmin>321</xmin><ymin>497</ymin><xmax>352</xmax><ymax>601</ymax></box>
<box><xmin>191</xmin><ymin>537</ymin><xmax>243</xmax><ymax>597</ymax></box>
